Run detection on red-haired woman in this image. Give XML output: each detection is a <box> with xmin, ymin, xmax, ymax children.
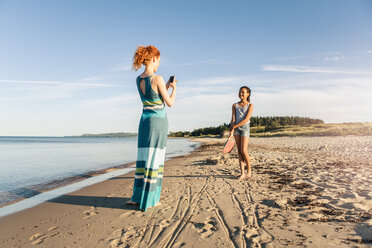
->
<box><xmin>127</xmin><ymin>45</ymin><xmax>177</xmax><ymax>211</ymax></box>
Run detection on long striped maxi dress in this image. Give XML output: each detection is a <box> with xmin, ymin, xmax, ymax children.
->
<box><xmin>131</xmin><ymin>75</ymin><xmax>168</xmax><ymax>211</ymax></box>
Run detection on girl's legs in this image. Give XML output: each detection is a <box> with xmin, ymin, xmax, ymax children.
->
<box><xmin>240</xmin><ymin>136</ymin><xmax>251</xmax><ymax>178</ymax></box>
<box><xmin>234</xmin><ymin>135</ymin><xmax>246</xmax><ymax>179</ymax></box>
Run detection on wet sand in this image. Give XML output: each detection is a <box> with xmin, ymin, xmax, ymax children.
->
<box><xmin>0</xmin><ymin>136</ymin><xmax>371</xmax><ymax>247</ymax></box>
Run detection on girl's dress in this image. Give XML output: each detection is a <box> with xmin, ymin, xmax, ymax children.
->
<box><xmin>131</xmin><ymin>75</ymin><xmax>168</xmax><ymax>211</ymax></box>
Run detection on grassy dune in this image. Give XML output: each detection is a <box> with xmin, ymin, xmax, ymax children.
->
<box><xmin>250</xmin><ymin>122</ymin><xmax>372</xmax><ymax>137</ymax></box>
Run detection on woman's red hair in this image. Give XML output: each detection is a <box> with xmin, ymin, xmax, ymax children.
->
<box><xmin>132</xmin><ymin>45</ymin><xmax>161</xmax><ymax>71</ymax></box>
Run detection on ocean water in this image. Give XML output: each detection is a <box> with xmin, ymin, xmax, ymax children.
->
<box><xmin>0</xmin><ymin>136</ymin><xmax>200</xmax><ymax>207</ymax></box>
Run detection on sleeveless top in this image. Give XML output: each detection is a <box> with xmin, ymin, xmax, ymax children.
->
<box><xmin>136</xmin><ymin>75</ymin><xmax>166</xmax><ymax>118</ymax></box>
<box><xmin>235</xmin><ymin>102</ymin><xmax>251</xmax><ymax>124</ymax></box>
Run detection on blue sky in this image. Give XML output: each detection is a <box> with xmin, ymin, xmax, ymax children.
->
<box><xmin>1</xmin><ymin>0</ymin><xmax>371</xmax><ymax>136</ymax></box>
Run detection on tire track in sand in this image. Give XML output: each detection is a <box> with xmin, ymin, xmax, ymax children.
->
<box><xmin>146</xmin><ymin>184</ymin><xmax>191</xmax><ymax>247</ymax></box>
<box><xmin>242</xmin><ymin>176</ymin><xmax>275</xmax><ymax>246</ymax></box>
<box><xmin>205</xmin><ymin>190</ymin><xmax>238</xmax><ymax>248</ymax></box>
<box><xmin>223</xmin><ymin>179</ymin><xmax>251</xmax><ymax>248</ymax></box>
<box><xmin>147</xmin><ymin>175</ymin><xmax>215</xmax><ymax>248</ymax></box>
<box><xmin>206</xmin><ymin>165</ymin><xmax>274</xmax><ymax>248</ymax></box>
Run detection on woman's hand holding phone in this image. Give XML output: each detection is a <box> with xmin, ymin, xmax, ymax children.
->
<box><xmin>167</xmin><ymin>75</ymin><xmax>177</xmax><ymax>89</ymax></box>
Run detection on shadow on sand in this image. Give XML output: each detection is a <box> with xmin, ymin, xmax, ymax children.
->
<box><xmin>45</xmin><ymin>172</ymin><xmax>235</xmax><ymax>211</ymax></box>
<box><xmin>47</xmin><ymin>195</ymin><xmax>139</xmax><ymax>211</ymax></box>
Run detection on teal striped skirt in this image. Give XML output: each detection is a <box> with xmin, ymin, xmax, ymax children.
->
<box><xmin>131</xmin><ymin>111</ymin><xmax>168</xmax><ymax>211</ymax></box>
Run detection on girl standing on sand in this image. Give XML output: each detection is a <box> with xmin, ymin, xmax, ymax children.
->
<box><xmin>229</xmin><ymin>86</ymin><xmax>253</xmax><ymax>180</ymax></box>
<box><xmin>127</xmin><ymin>45</ymin><xmax>177</xmax><ymax>211</ymax></box>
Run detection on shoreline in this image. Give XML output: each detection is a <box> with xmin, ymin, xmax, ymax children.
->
<box><xmin>0</xmin><ymin>161</ymin><xmax>136</xmax><ymax>209</ymax></box>
<box><xmin>0</xmin><ymin>139</ymin><xmax>202</xmax><ymax>211</ymax></box>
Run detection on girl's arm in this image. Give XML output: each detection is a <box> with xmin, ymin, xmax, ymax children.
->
<box><xmin>232</xmin><ymin>104</ymin><xmax>253</xmax><ymax>129</ymax></box>
<box><xmin>229</xmin><ymin>104</ymin><xmax>236</xmax><ymax>135</ymax></box>
<box><xmin>154</xmin><ymin>75</ymin><xmax>176</xmax><ymax>107</ymax></box>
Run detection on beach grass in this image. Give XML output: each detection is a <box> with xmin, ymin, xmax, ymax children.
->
<box><xmin>250</xmin><ymin>122</ymin><xmax>372</xmax><ymax>137</ymax></box>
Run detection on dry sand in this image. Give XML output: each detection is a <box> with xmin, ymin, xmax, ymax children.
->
<box><xmin>0</xmin><ymin>136</ymin><xmax>371</xmax><ymax>247</ymax></box>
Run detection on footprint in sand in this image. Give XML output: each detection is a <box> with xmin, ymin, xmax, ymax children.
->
<box><xmin>106</xmin><ymin>228</ymin><xmax>125</xmax><ymax>247</ymax></box>
<box><xmin>158</xmin><ymin>205</ymin><xmax>172</xmax><ymax>213</ymax></box>
<box><xmin>29</xmin><ymin>226</ymin><xmax>60</xmax><ymax>245</ymax></box>
<box><xmin>172</xmin><ymin>242</ymin><xmax>186</xmax><ymax>248</ymax></box>
<box><xmin>204</xmin><ymin>206</ymin><xmax>218</xmax><ymax>212</ymax></box>
<box><xmin>83</xmin><ymin>206</ymin><xmax>98</xmax><ymax>219</ymax></box>
<box><xmin>46</xmin><ymin>226</ymin><xmax>59</xmax><ymax>238</ymax></box>
<box><xmin>29</xmin><ymin>233</ymin><xmax>46</xmax><ymax>245</ymax></box>
<box><xmin>159</xmin><ymin>219</ymin><xmax>171</xmax><ymax>228</ymax></box>
<box><xmin>107</xmin><ymin>226</ymin><xmax>143</xmax><ymax>247</ymax></box>
<box><xmin>47</xmin><ymin>226</ymin><xmax>58</xmax><ymax>231</ymax></box>
<box><xmin>119</xmin><ymin>211</ymin><xmax>135</xmax><ymax>219</ymax></box>
<box><xmin>109</xmin><ymin>238</ymin><xmax>123</xmax><ymax>247</ymax></box>
<box><xmin>192</xmin><ymin>217</ymin><xmax>217</xmax><ymax>238</ymax></box>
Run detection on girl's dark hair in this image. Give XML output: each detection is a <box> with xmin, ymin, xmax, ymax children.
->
<box><xmin>239</xmin><ymin>86</ymin><xmax>251</xmax><ymax>101</ymax></box>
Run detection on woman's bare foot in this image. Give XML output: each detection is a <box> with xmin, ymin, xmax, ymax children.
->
<box><xmin>238</xmin><ymin>174</ymin><xmax>246</xmax><ymax>180</ymax></box>
<box><xmin>246</xmin><ymin>171</ymin><xmax>252</xmax><ymax>179</ymax></box>
<box><xmin>126</xmin><ymin>200</ymin><xmax>139</xmax><ymax>205</ymax></box>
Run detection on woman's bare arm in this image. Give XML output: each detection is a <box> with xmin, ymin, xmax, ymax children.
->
<box><xmin>154</xmin><ymin>75</ymin><xmax>176</xmax><ymax>107</ymax></box>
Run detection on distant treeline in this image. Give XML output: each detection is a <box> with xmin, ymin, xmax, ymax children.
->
<box><xmin>169</xmin><ymin>124</ymin><xmax>229</xmax><ymax>137</ymax></box>
<box><xmin>168</xmin><ymin>116</ymin><xmax>324</xmax><ymax>137</ymax></box>
<box><xmin>250</xmin><ymin>116</ymin><xmax>324</xmax><ymax>128</ymax></box>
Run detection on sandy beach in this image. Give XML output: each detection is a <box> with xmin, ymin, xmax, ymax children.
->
<box><xmin>0</xmin><ymin>136</ymin><xmax>371</xmax><ymax>247</ymax></box>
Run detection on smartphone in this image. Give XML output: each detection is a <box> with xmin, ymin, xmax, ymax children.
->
<box><xmin>169</xmin><ymin>75</ymin><xmax>175</xmax><ymax>83</ymax></box>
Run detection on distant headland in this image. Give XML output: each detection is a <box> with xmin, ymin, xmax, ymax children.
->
<box><xmin>66</xmin><ymin>132</ymin><xmax>138</xmax><ymax>138</ymax></box>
